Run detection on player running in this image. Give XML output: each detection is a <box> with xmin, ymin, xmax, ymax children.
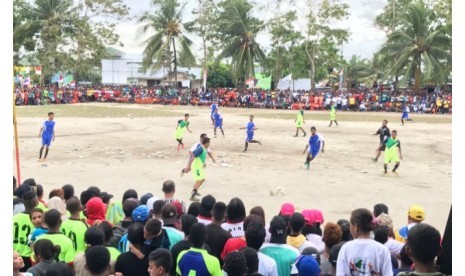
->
<box><xmin>38</xmin><ymin>112</ymin><xmax>56</xmax><ymax>161</ymax></box>
<box><xmin>372</xmin><ymin>120</ymin><xmax>390</xmax><ymax>162</ymax></box>
<box><xmin>185</xmin><ymin>137</ymin><xmax>211</xmax><ymax>201</ymax></box>
<box><xmin>240</xmin><ymin>115</ymin><xmax>261</xmax><ymax>152</ymax></box>
<box><xmin>401</xmin><ymin>104</ymin><xmax>412</xmax><ymax>126</ymax></box>
<box><xmin>294</xmin><ymin>109</ymin><xmax>307</xmax><ymax>137</ymax></box>
<box><xmin>213</xmin><ymin>109</ymin><xmax>225</xmax><ymax>138</ymax></box>
<box><xmin>329</xmin><ymin>101</ymin><xmax>339</xmax><ymax>127</ymax></box>
<box><xmin>210</xmin><ymin>101</ymin><xmax>218</xmax><ymax>125</ymax></box>
<box><xmin>175</xmin><ymin>113</ymin><xmax>192</xmax><ymax>151</ymax></box>
<box><xmin>181</xmin><ymin>133</ymin><xmax>216</xmax><ymax>176</ymax></box>
<box><xmin>384</xmin><ymin>130</ymin><xmax>403</xmax><ymax>174</ymax></box>
<box><xmin>302</xmin><ymin>126</ymin><xmax>325</xmax><ymax>170</ymax></box>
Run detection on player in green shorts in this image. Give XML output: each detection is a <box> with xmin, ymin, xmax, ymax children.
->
<box><xmin>384</xmin><ymin>130</ymin><xmax>403</xmax><ymax>174</ymax></box>
<box><xmin>185</xmin><ymin>137</ymin><xmax>211</xmax><ymax>201</ymax></box>
<box><xmin>329</xmin><ymin>101</ymin><xmax>338</xmax><ymax>127</ymax></box>
<box><xmin>175</xmin><ymin>113</ymin><xmax>192</xmax><ymax>151</ymax></box>
<box><xmin>294</xmin><ymin>109</ymin><xmax>307</xmax><ymax>137</ymax></box>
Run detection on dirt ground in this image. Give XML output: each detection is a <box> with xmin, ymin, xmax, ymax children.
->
<box><xmin>15</xmin><ymin>103</ymin><xmax>452</xmax><ymax>233</ymax></box>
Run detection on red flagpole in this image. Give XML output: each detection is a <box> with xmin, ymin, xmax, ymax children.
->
<box><xmin>13</xmin><ymin>89</ymin><xmax>21</xmax><ymax>184</ymax></box>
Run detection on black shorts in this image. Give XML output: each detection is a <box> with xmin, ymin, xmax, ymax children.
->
<box><xmin>379</xmin><ymin>145</ymin><xmax>386</xmax><ymax>151</ymax></box>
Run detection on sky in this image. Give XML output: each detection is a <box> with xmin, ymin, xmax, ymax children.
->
<box><xmin>112</xmin><ymin>0</ymin><xmax>389</xmax><ymax>61</ymax></box>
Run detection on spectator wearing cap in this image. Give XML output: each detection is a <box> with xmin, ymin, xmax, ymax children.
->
<box><xmin>301</xmin><ymin>209</ymin><xmax>325</xmax><ymax>252</ymax></box>
<box><xmin>115</xmin><ymin>223</ymin><xmax>150</xmax><ymax>276</ymax></box>
<box><xmin>293</xmin><ymin>255</ymin><xmax>320</xmax><ymax>276</ymax></box>
<box><xmin>205</xmin><ymin>202</ymin><xmax>232</xmax><ymax>266</ymax></box>
<box><xmin>396</xmin><ymin>224</ymin><xmax>444</xmax><ymax>276</ymax></box>
<box><xmin>162</xmin><ymin>180</ymin><xmax>187</xmax><ymax>215</ymax></box>
<box><xmin>161</xmin><ymin>204</ymin><xmax>185</xmax><ymax>249</ymax></box>
<box><xmin>265</xmin><ymin>203</ymin><xmax>295</xmax><ymax>243</ymax></box>
<box><xmin>222</xmin><ymin>197</ymin><xmax>247</xmax><ymax>238</ymax></box>
<box><xmin>395</xmin><ymin>204</ymin><xmax>425</xmax><ymax>243</ymax></box>
<box><xmin>320</xmin><ymin>222</ymin><xmax>342</xmax><ymax>275</ymax></box>
<box><xmin>118</xmin><ymin>205</ymin><xmax>149</xmax><ymax>253</ymax></box>
<box><xmin>287</xmin><ymin>213</ymin><xmax>317</xmax><ymax>253</ymax></box>
<box><xmin>245</xmin><ymin>222</ymin><xmax>278</xmax><ymax>276</ymax></box>
<box><xmin>260</xmin><ymin>216</ymin><xmax>300</xmax><ymax>276</ymax></box>
<box><xmin>176</xmin><ymin>223</ymin><xmax>222</xmax><ymax>276</ymax></box>
<box><xmin>377</xmin><ymin>212</ymin><xmax>404</xmax><ymax>255</ymax></box>
<box><xmin>197</xmin><ymin>194</ymin><xmax>216</xmax><ymax>225</ymax></box>
<box><xmin>86</xmin><ymin>197</ymin><xmax>107</xmax><ymax>226</ymax></box>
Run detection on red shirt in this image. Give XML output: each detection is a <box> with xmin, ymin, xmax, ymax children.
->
<box><xmin>220</xmin><ymin>238</ymin><xmax>246</xmax><ymax>260</ymax></box>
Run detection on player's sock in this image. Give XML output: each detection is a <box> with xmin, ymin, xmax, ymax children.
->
<box><xmin>44</xmin><ymin>148</ymin><xmax>49</xmax><ymax>159</ymax></box>
<box><xmin>190</xmin><ymin>190</ymin><xmax>198</xmax><ymax>200</ymax></box>
<box><xmin>335</xmin><ymin>121</ymin><xmax>339</xmax><ymax>126</ymax></box>
<box><xmin>393</xmin><ymin>164</ymin><xmax>399</xmax><ymax>172</ymax></box>
<box><xmin>244</xmin><ymin>142</ymin><xmax>248</xmax><ymax>152</ymax></box>
<box><xmin>384</xmin><ymin>164</ymin><xmax>388</xmax><ymax>174</ymax></box>
<box><xmin>39</xmin><ymin>147</ymin><xmax>44</xmax><ymax>159</ymax></box>
<box><xmin>402</xmin><ymin>119</ymin><xmax>404</xmax><ymax>125</ymax></box>
<box><xmin>180</xmin><ymin>168</ymin><xmax>185</xmax><ymax>177</ymax></box>
<box><xmin>303</xmin><ymin>131</ymin><xmax>307</xmax><ymax>137</ymax></box>
<box><xmin>221</xmin><ymin>129</ymin><xmax>224</xmax><ymax>136</ymax></box>
<box><xmin>329</xmin><ymin>121</ymin><xmax>332</xmax><ymax>127</ymax></box>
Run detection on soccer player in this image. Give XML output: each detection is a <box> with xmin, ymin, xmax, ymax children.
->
<box><xmin>181</xmin><ymin>134</ymin><xmax>215</xmax><ymax>176</ymax></box>
<box><xmin>240</xmin><ymin>115</ymin><xmax>261</xmax><ymax>152</ymax></box>
<box><xmin>384</xmin><ymin>130</ymin><xmax>403</xmax><ymax>174</ymax></box>
<box><xmin>294</xmin><ymin>109</ymin><xmax>307</xmax><ymax>137</ymax></box>
<box><xmin>401</xmin><ymin>104</ymin><xmax>412</xmax><ymax>126</ymax></box>
<box><xmin>175</xmin><ymin>113</ymin><xmax>192</xmax><ymax>151</ymax></box>
<box><xmin>185</xmin><ymin>137</ymin><xmax>211</xmax><ymax>201</ymax></box>
<box><xmin>38</xmin><ymin>112</ymin><xmax>55</xmax><ymax>161</ymax></box>
<box><xmin>372</xmin><ymin>120</ymin><xmax>390</xmax><ymax>162</ymax></box>
<box><xmin>329</xmin><ymin>101</ymin><xmax>339</xmax><ymax>127</ymax></box>
<box><xmin>210</xmin><ymin>101</ymin><xmax>218</xmax><ymax>125</ymax></box>
<box><xmin>212</xmin><ymin>108</ymin><xmax>225</xmax><ymax>138</ymax></box>
<box><xmin>302</xmin><ymin>126</ymin><xmax>325</xmax><ymax>170</ymax></box>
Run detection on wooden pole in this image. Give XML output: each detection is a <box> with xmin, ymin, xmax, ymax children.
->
<box><xmin>13</xmin><ymin>89</ymin><xmax>21</xmax><ymax>184</ymax></box>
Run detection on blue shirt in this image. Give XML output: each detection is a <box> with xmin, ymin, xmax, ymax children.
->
<box><xmin>210</xmin><ymin>104</ymin><xmax>217</xmax><ymax>114</ymax></box>
<box><xmin>42</xmin><ymin>120</ymin><xmax>55</xmax><ymax>137</ymax></box>
<box><xmin>309</xmin><ymin>134</ymin><xmax>323</xmax><ymax>152</ymax></box>
<box><xmin>213</xmin><ymin>112</ymin><xmax>222</xmax><ymax>123</ymax></box>
<box><xmin>246</xmin><ymin>122</ymin><xmax>255</xmax><ymax>134</ymax></box>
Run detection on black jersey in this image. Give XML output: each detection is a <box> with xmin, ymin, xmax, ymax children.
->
<box><xmin>376</xmin><ymin>126</ymin><xmax>391</xmax><ymax>143</ymax></box>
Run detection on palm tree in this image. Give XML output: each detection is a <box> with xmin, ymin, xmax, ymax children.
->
<box><xmin>379</xmin><ymin>2</ymin><xmax>451</xmax><ymax>91</ymax></box>
<box><xmin>139</xmin><ymin>0</ymin><xmax>195</xmax><ymax>87</ymax></box>
<box><xmin>216</xmin><ymin>0</ymin><xmax>266</xmax><ymax>84</ymax></box>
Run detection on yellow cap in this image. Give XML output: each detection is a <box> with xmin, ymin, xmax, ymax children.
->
<box><xmin>408</xmin><ymin>205</ymin><xmax>425</xmax><ymax>222</ymax></box>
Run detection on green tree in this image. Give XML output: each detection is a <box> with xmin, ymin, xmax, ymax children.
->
<box><xmin>139</xmin><ymin>0</ymin><xmax>195</xmax><ymax>87</ymax></box>
<box><xmin>216</xmin><ymin>0</ymin><xmax>266</xmax><ymax>84</ymax></box>
<box><xmin>303</xmin><ymin>0</ymin><xmax>350</xmax><ymax>91</ymax></box>
<box><xmin>206</xmin><ymin>63</ymin><xmax>235</xmax><ymax>88</ymax></box>
<box><xmin>379</xmin><ymin>2</ymin><xmax>451</xmax><ymax>90</ymax></box>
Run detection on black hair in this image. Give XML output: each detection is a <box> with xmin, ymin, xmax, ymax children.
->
<box><xmin>201</xmin><ymin>137</ymin><xmax>211</xmax><ymax>145</ymax></box>
<box><xmin>148</xmin><ymin>248</ymin><xmax>172</xmax><ymax>272</ymax></box>
<box><xmin>153</xmin><ymin>200</ymin><xmax>166</xmax><ymax>216</ymax></box>
<box><xmin>62</xmin><ymin>184</ymin><xmax>74</xmax><ymax>201</ymax></box>
<box><xmin>245</xmin><ymin>222</ymin><xmax>266</xmax><ymax>250</ymax></box>
<box><xmin>23</xmin><ymin>178</ymin><xmax>37</xmax><ymax>187</ymax></box>
<box><xmin>80</xmin><ymin>190</ymin><xmax>95</xmax><ymax>207</ymax></box>
<box><xmin>187</xmin><ymin>202</ymin><xmax>200</xmax><ymax>217</ymax></box>
<box><xmin>48</xmin><ymin>112</ymin><xmax>54</xmax><ymax>116</ymax></box>
<box><xmin>249</xmin><ymin>206</ymin><xmax>265</xmax><ymax>222</ymax></box>
<box><xmin>36</xmin><ymin>184</ymin><xmax>44</xmax><ymax>198</ymax></box>
<box><xmin>162</xmin><ymin>180</ymin><xmax>175</xmax><ymax>194</ymax></box>
<box><xmin>30</xmin><ymin>208</ymin><xmax>44</xmax><ymax>221</ymax></box>
<box><xmin>226</xmin><ymin>197</ymin><xmax>246</xmax><ymax>223</ymax></box>
<box><xmin>223</xmin><ymin>251</ymin><xmax>247</xmax><ymax>276</ymax></box>
<box><xmin>23</xmin><ymin>191</ymin><xmax>37</xmax><ymax>210</ymax></box>
<box><xmin>350</xmin><ymin>208</ymin><xmax>376</xmax><ymax>234</ymax></box>
<box><xmin>399</xmin><ymin>245</ymin><xmax>414</xmax><ymax>266</ymax></box>
<box><xmin>123</xmin><ymin>199</ymin><xmax>139</xmax><ymax>218</ymax></box>
<box><xmin>184</xmin><ymin>113</ymin><xmax>189</xmax><ymax>117</ymax></box>
<box><xmin>212</xmin><ymin>201</ymin><xmax>227</xmax><ymax>222</ymax></box>
<box><xmin>85</xmin><ymin>226</ymin><xmax>105</xmax><ymax>246</ymax></box>
<box><xmin>302</xmin><ymin>247</ymin><xmax>321</xmax><ymax>265</ymax></box>
<box><xmin>188</xmin><ymin>223</ymin><xmax>207</xmax><ymax>248</ymax></box>
<box><xmin>392</xmin><ymin>130</ymin><xmax>397</xmax><ymax>134</ymax></box>
<box><xmin>122</xmin><ymin>189</ymin><xmax>138</xmax><ymax>203</ymax></box>
<box><xmin>66</xmin><ymin>196</ymin><xmax>82</xmax><ymax>213</ymax></box>
<box><xmin>200</xmin><ymin>133</ymin><xmax>207</xmax><ymax>139</ymax></box>
<box><xmin>199</xmin><ymin>195</ymin><xmax>216</xmax><ymax>218</ymax></box>
<box><xmin>127</xmin><ymin>222</ymin><xmax>145</xmax><ymax>246</ymax></box>
<box><xmin>181</xmin><ymin>215</ymin><xmax>198</xmax><ymax>236</ymax></box>
<box><xmin>240</xmin><ymin>247</ymin><xmax>259</xmax><ymax>274</ymax></box>
<box><xmin>13</xmin><ymin>176</ymin><xmax>17</xmax><ymax>193</ymax></box>
<box><xmin>87</xmin><ymin>186</ymin><xmax>100</xmax><ymax>197</ymax></box>
<box><xmin>289</xmin><ymin>212</ymin><xmax>306</xmax><ymax>233</ymax></box>
<box><xmin>145</xmin><ymin>218</ymin><xmax>162</xmax><ymax>236</ymax></box>
<box><xmin>97</xmin><ymin>221</ymin><xmax>113</xmax><ymax>243</ymax></box>
<box><xmin>45</xmin><ymin>262</ymin><xmax>74</xmax><ymax>276</ymax></box>
<box><xmin>337</xmin><ymin>219</ymin><xmax>353</xmax><ymax>241</ymax></box>
<box><xmin>44</xmin><ymin>209</ymin><xmax>61</xmax><ymax>229</ymax></box>
<box><xmin>243</xmin><ymin>214</ymin><xmax>265</xmax><ymax>232</ymax></box>
<box><xmin>310</xmin><ymin>126</ymin><xmax>316</xmax><ymax>131</ymax></box>
<box><xmin>407</xmin><ymin>223</ymin><xmax>441</xmax><ymax>264</ymax></box>
<box><xmin>373</xmin><ymin>203</ymin><xmax>389</xmax><ymax>217</ymax></box>
<box><xmin>33</xmin><ymin>239</ymin><xmax>59</xmax><ymax>261</ymax></box>
<box><xmin>85</xmin><ymin>245</ymin><xmax>110</xmax><ymax>275</ymax></box>
<box><xmin>374</xmin><ymin>226</ymin><xmax>389</xmax><ymax>244</ymax></box>
<box><xmin>329</xmin><ymin>241</ymin><xmax>346</xmax><ymax>268</ymax></box>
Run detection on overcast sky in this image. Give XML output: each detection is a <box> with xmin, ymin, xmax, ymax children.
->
<box><xmin>113</xmin><ymin>0</ymin><xmax>389</xmax><ymax>60</ymax></box>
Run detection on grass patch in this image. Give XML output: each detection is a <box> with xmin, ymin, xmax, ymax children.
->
<box><xmin>16</xmin><ymin>104</ymin><xmax>185</xmax><ymax>118</ymax></box>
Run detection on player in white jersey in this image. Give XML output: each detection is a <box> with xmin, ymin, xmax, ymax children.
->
<box><xmin>181</xmin><ymin>133</ymin><xmax>216</xmax><ymax>176</ymax></box>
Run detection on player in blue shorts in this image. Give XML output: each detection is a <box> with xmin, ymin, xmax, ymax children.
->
<box><xmin>401</xmin><ymin>104</ymin><xmax>412</xmax><ymax>126</ymax></box>
<box><xmin>240</xmin><ymin>115</ymin><xmax>261</xmax><ymax>152</ymax></box>
<box><xmin>213</xmin><ymin>108</ymin><xmax>224</xmax><ymax>138</ymax></box>
<box><xmin>210</xmin><ymin>101</ymin><xmax>218</xmax><ymax>125</ymax></box>
<box><xmin>302</xmin><ymin>126</ymin><xmax>325</xmax><ymax>170</ymax></box>
<box><xmin>38</xmin><ymin>112</ymin><xmax>56</xmax><ymax>161</ymax></box>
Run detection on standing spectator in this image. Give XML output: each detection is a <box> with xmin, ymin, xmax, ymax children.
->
<box><xmin>86</xmin><ymin>197</ymin><xmax>107</xmax><ymax>226</ymax></box>
<box><xmin>222</xmin><ymin>197</ymin><xmax>247</xmax><ymax>238</ymax></box>
<box><xmin>85</xmin><ymin>245</ymin><xmax>112</xmax><ymax>276</ymax></box>
<box><xmin>395</xmin><ymin>205</ymin><xmax>425</xmax><ymax>243</ymax></box>
<box><xmin>205</xmin><ymin>202</ymin><xmax>232</xmax><ymax>265</ymax></box>
<box><xmin>337</xmin><ymin>219</ymin><xmax>352</xmax><ymax>242</ymax></box>
<box><xmin>393</xmin><ymin>245</ymin><xmax>413</xmax><ymax>275</ymax></box>
<box><xmin>240</xmin><ymin>247</ymin><xmax>261</xmax><ymax>276</ymax></box>
<box><xmin>115</xmin><ymin>223</ymin><xmax>149</xmax><ymax>276</ymax></box>
<box><xmin>61</xmin><ymin>197</ymin><xmax>88</xmax><ymax>255</ymax></box>
<box><xmin>336</xmin><ymin>208</ymin><xmax>392</xmax><ymax>276</ymax></box>
<box><xmin>223</xmin><ymin>251</ymin><xmax>248</xmax><ymax>276</ymax></box>
<box><xmin>161</xmin><ymin>204</ymin><xmax>184</xmax><ymax>249</ymax></box>
<box><xmin>221</xmin><ymin>214</ymin><xmax>264</xmax><ymax>260</ymax></box>
<box><xmin>148</xmin><ymin>249</ymin><xmax>172</xmax><ymax>276</ymax></box>
<box><xmin>27</xmin><ymin>239</ymin><xmax>58</xmax><ymax>276</ymax></box>
<box><xmin>162</xmin><ymin>180</ymin><xmax>187</xmax><ymax>215</ymax></box>
<box><xmin>245</xmin><ymin>222</ymin><xmax>278</xmax><ymax>276</ymax></box>
<box><xmin>110</xmin><ymin>198</ymin><xmax>139</xmax><ymax>248</ymax></box>
<box><xmin>320</xmin><ymin>222</ymin><xmax>342</xmax><ymax>275</ymax></box>
<box><xmin>376</xmin><ymin>212</ymin><xmax>404</xmax><ymax>255</ymax></box>
<box><xmin>287</xmin><ymin>213</ymin><xmax>317</xmax><ymax>252</ymax></box>
<box><xmin>169</xmin><ymin>215</ymin><xmax>198</xmax><ymax>275</ymax></box>
<box><xmin>197</xmin><ymin>195</ymin><xmax>216</xmax><ymax>225</ymax></box>
<box><xmin>62</xmin><ymin>184</ymin><xmax>75</xmax><ymax>201</ymax></box>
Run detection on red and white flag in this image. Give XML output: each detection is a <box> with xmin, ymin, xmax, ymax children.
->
<box><xmin>35</xmin><ymin>66</ymin><xmax>42</xmax><ymax>75</ymax></box>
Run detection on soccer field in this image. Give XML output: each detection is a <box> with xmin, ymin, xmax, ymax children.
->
<box><xmin>15</xmin><ymin>103</ymin><xmax>452</xmax><ymax>232</ymax></box>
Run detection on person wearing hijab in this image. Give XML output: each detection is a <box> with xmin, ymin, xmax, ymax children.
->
<box><xmin>48</xmin><ymin>196</ymin><xmax>67</xmax><ymax>221</ymax></box>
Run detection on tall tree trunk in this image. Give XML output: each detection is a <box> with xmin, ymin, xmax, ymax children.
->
<box><xmin>172</xmin><ymin>37</ymin><xmax>177</xmax><ymax>89</ymax></box>
<box><xmin>305</xmin><ymin>42</ymin><xmax>316</xmax><ymax>91</ymax></box>
<box><xmin>414</xmin><ymin>60</ymin><xmax>421</xmax><ymax>92</ymax></box>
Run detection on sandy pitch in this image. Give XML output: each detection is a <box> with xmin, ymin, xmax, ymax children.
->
<box><xmin>15</xmin><ymin>103</ymin><xmax>451</xmax><ymax>232</ymax></box>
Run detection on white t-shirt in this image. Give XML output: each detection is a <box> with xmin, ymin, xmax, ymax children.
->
<box><xmin>306</xmin><ymin>234</ymin><xmax>325</xmax><ymax>253</ymax></box>
<box><xmin>221</xmin><ymin>222</ymin><xmax>244</xmax><ymax>238</ymax></box>
<box><xmin>385</xmin><ymin>238</ymin><xmax>404</xmax><ymax>256</ymax></box>
<box><xmin>342</xmin><ymin>98</ymin><xmax>348</xmax><ymax>105</ymax></box>
<box><xmin>336</xmin><ymin>239</ymin><xmax>393</xmax><ymax>276</ymax></box>
<box><xmin>190</xmin><ymin>142</ymin><xmax>211</xmax><ymax>153</ymax></box>
<box><xmin>258</xmin><ymin>252</ymin><xmax>279</xmax><ymax>276</ymax></box>
<box><xmin>197</xmin><ymin>216</ymin><xmax>212</xmax><ymax>226</ymax></box>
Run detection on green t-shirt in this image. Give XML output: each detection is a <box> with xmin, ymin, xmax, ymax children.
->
<box><xmin>386</xmin><ymin>138</ymin><xmax>400</xmax><ymax>151</ymax></box>
<box><xmin>61</xmin><ymin>218</ymin><xmax>89</xmax><ymax>254</ymax></box>
<box><xmin>37</xmin><ymin>232</ymin><xmax>75</xmax><ymax>263</ymax></box>
<box><xmin>178</xmin><ymin>120</ymin><xmax>189</xmax><ymax>129</ymax></box>
<box><xmin>36</xmin><ymin>202</ymin><xmax>48</xmax><ymax>212</ymax></box>
<box><xmin>13</xmin><ymin>213</ymin><xmax>34</xmax><ymax>257</ymax></box>
<box><xmin>106</xmin><ymin>246</ymin><xmax>121</xmax><ymax>261</ymax></box>
<box><xmin>330</xmin><ymin>106</ymin><xmax>336</xmax><ymax>115</ymax></box>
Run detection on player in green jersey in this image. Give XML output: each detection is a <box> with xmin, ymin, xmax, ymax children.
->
<box><xmin>175</xmin><ymin>114</ymin><xmax>192</xmax><ymax>151</ymax></box>
<box><xmin>384</xmin><ymin>130</ymin><xmax>403</xmax><ymax>174</ymax></box>
<box><xmin>294</xmin><ymin>109</ymin><xmax>307</xmax><ymax>137</ymax></box>
<box><xmin>185</xmin><ymin>137</ymin><xmax>211</xmax><ymax>201</ymax></box>
<box><xmin>329</xmin><ymin>101</ymin><xmax>339</xmax><ymax>127</ymax></box>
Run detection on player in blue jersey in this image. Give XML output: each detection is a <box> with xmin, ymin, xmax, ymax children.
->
<box><xmin>239</xmin><ymin>115</ymin><xmax>261</xmax><ymax>152</ymax></box>
<box><xmin>401</xmin><ymin>104</ymin><xmax>412</xmax><ymax>126</ymax></box>
<box><xmin>212</xmin><ymin>108</ymin><xmax>224</xmax><ymax>138</ymax></box>
<box><xmin>210</xmin><ymin>101</ymin><xmax>218</xmax><ymax>125</ymax></box>
<box><xmin>38</xmin><ymin>112</ymin><xmax>56</xmax><ymax>161</ymax></box>
<box><xmin>302</xmin><ymin>126</ymin><xmax>325</xmax><ymax>170</ymax></box>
